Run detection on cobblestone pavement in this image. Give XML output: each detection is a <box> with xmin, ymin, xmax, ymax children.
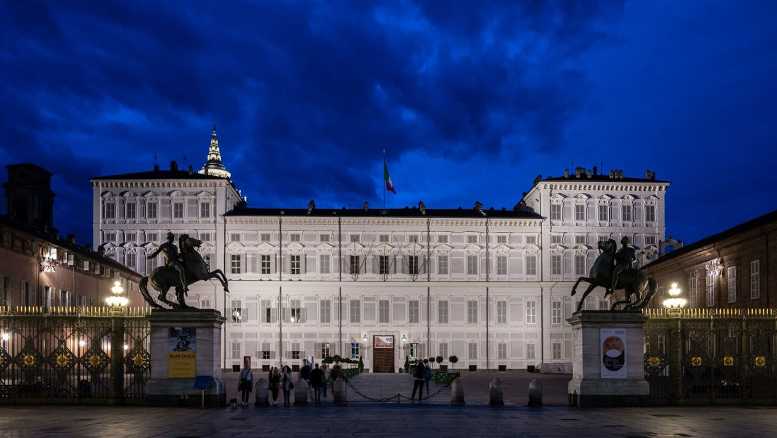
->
<box><xmin>1</xmin><ymin>404</ymin><xmax>776</xmax><ymax>437</ymax></box>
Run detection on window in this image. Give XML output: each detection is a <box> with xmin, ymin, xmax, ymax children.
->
<box><xmin>292</xmin><ymin>348</ymin><xmax>301</xmax><ymax>360</ymax></box>
<box><xmin>320</xmin><ymin>234</ymin><xmax>330</xmax><ymax>242</ymax></box>
<box><xmin>706</xmin><ymin>270</ymin><xmax>716</xmax><ymax>307</ymax></box>
<box><xmin>350</xmin><ymin>234</ymin><xmax>360</xmax><ymax>243</ymax></box>
<box><xmin>526</xmin><ymin>344</ymin><xmax>536</xmax><ymax>360</ymax></box>
<box><xmin>230</xmin><ymin>233</ymin><xmax>241</xmax><ymax>242</ymax></box>
<box><xmin>173</xmin><ymin>202</ymin><xmax>184</xmax><ymax>218</ymax></box>
<box><xmin>321</xmin><ymin>343</ymin><xmax>331</xmax><ymax>359</ymax></box>
<box><xmin>497</xmin><ymin>301</ymin><xmax>507</xmax><ymax>324</ymax></box>
<box><xmin>104</xmin><ymin>232</ymin><xmax>116</xmax><ymax>243</ymax></box>
<box><xmin>290</xmin><ymin>255</ymin><xmax>301</xmax><ymax>275</ymax></box>
<box><xmin>349</xmin><ymin>255</ymin><xmax>360</xmax><ymax>274</ymax></box>
<box><xmin>551</xmin><ymin>301</ymin><xmax>562</xmax><ymax>325</ymax></box>
<box><xmin>598</xmin><ymin>235</ymin><xmax>609</xmax><ymax>243</ymax></box>
<box><xmin>438</xmin><ymin>300</ymin><xmax>448</xmax><ymax>324</ymax></box>
<box><xmin>467</xmin><ymin>300</ymin><xmax>478</xmax><ymax>324</ymax></box>
<box><xmin>408</xmin><ymin>235</ymin><xmax>419</xmax><ymax>243</ymax></box>
<box><xmin>438</xmin><ymin>342</ymin><xmax>448</xmax><ymax>359</ymax></box>
<box><xmin>261</xmin><ymin>255</ymin><xmax>271</xmax><ymax>274</ymax></box>
<box><xmin>575</xmin><ymin>204</ymin><xmax>585</xmax><ymax>221</ymax></box>
<box><xmin>689</xmin><ymin>272</ymin><xmax>699</xmax><ymax>307</ymax></box>
<box><xmin>262</xmin><ymin>350</ymin><xmax>271</xmax><ymax>360</ymax></box>
<box><xmin>200</xmin><ymin>202</ymin><xmax>210</xmax><ymax>218</ymax></box>
<box><xmin>407</xmin><ymin>255</ymin><xmax>419</xmax><ymax>275</ymax></box>
<box><xmin>575</xmin><ymin>235</ymin><xmax>586</xmax><ymax>245</ymax></box>
<box><xmin>260</xmin><ymin>233</ymin><xmax>271</xmax><ymax>242</ymax></box>
<box><xmin>378</xmin><ymin>255</ymin><xmax>390</xmax><ymax>275</ymax></box>
<box><xmin>526</xmin><ymin>256</ymin><xmax>537</xmax><ymax>276</ymax></box>
<box><xmin>575</xmin><ymin>254</ymin><xmax>586</xmax><ymax>276</ymax></box>
<box><xmin>147</xmin><ymin>203</ymin><xmax>157</xmax><ymax>219</ymax></box>
<box><xmin>350</xmin><ymin>300</ymin><xmax>361</xmax><ymax>323</ymax></box>
<box><xmin>320</xmin><ymin>255</ymin><xmax>330</xmax><ymax>274</ymax></box>
<box><xmin>379</xmin><ymin>234</ymin><xmax>389</xmax><ymax>243</ymax></box>
<box><xmin>467</xmin><ymin>235</ymin><xmax>478</xmax><ymax>244</ymax></box>
<box><xmin>467</xmin><ymin>255</ymin><xmax>478</xmax><ymax>275</ymax></box>
<box><xmin>550</xmin><ymin>204</ymin><xmax>561</xmax><ymax>221</ymax></box>
<box><xmin>290</xmin><ymin>233</ymin><xmax>301</xmax><ymax>242</ymax></box>
<box><xmin>727</xmin><ymin>266</ymin><xmax>737</xmax><ymax>303</ymax></box>
<box><xmin>526</xmin><ymin>236</ymin><xmax>536</xmax><ymax>245</ymax></box>
<box><xmin>230</xmin><ymin>254</ymin><xmax>241</xmax><ymax>274</ymax></box>
<box><xmin>320</xmin><ymin>300</ymin><xmax>331</xmax><ymax>323</ymax></box>
<box><xmin>552</xmin><ymin>343</ymin><xmax>562</xmax><ymax>360</ymax></box>
<box><xmin>290</xmin><ymin>300</ymin><xmax>302</xmax><ymax>323</ymax></box>
<box><xmin>498</xmin><ymin>343</ymin><xmax>507</xmax><ymax>360</ymax></box>
<box><xmin>409</xmin><ymin>300</ymin><xmax>419</xmax><ymax>323</ymax></box>
<box><xmin>104</xmin><ymin>203</ymin><xmax>116</xmax><ymax>219</ymax></box>
<box><xmin>598</xmin><ymin>204</ymin><xmax>608</xmax><ymax>221</ymax></box>
<box><xmin>622</xmin><ymin>205</ymin><xmax>632</xmax><ymax>222</ymax></box>
<box><xmin>437</xmin><ymin>235</ymin><xmax>448</xmax><ymax>243</ymax></box>
<box><xmin>645</xmin><ymin>235</ymin><xmax>657</xmax><ymax>246</ymax></box>
<box><xmin>409</xmin><ymin>343</ymin><xmax>419</xmax><ymax>359</ymax></box>
<box><xmin>551</xmin><ymin>235</ymin><xmax>562</xmax><ymax>244</ymax></box>
<box><xmin>379</xmin><ymin>300</ymin><xmax>389</xmax><ymax>323</ymax></box>
<box><xmin>468</xmin><ymin>343</ymin><xmax>478</xmax><ymax>360</ymax></box>
<box><xmin>231</xmin><ymin>300</ymin><xmax>242</xmax><ymax>323</ymax></box>
<box><xmin>351</xmin><ymin>343</ymin><xmax>360</xmax><ymax>360</ymax></box>
<box><xmin>198</xmin><ymin>232</ymin><xmax>209</xmax><ymax>242</ymax></box>
<box><xmin>125</xmin><ymin>253</ymin><xmax>135</xmax><ymax>269</ymax></box>
<box><xmin>551</xmin><ymin>255</ymin><xmax>562</xmax><ymax>276</ymax></box>
<box><xmin>437</xmin><ymin>255</ymin><xmax>448</xmax><ymax>275</ymax></box>
<box><xmin>646</xmin><ymin>205</ymin><xmax>656</xmax><ymax>222</ymax></box>
<box><xmin>126</xmin><ymin>203</ymin><xmax>136</xmax><ymax>219</ymax></box>
<box><xmin>231</xmin><ymin>342</ymin><xmax>241</xmax><ymax>360</ymax></box>
<box><xmin>497</xmin><ymin>256</ymin><xmax>507</xmax><ymax>275</ymax></box>
<box><xmin>526</xmin><ymin>301</ymin><xmax>537</xmax><ymax>324</ymax></box>
<box><xmin>751</xmin><ymin>260</ymin><xmax>761</xmax><ymax>299</ymax></box>
<box><xmin>126</xmin><ymin>232</ymin><xmax>136</xmax><ymax>243</ymax></box>
<box><xmin>496</xmin><ymin>235</ymin><xmax>507</xmax><ymax>244</ymax></box>
<box><xmin>599</xmin><ymin>299</ymin><xmax>609</xmax><ymax>311</ymax></box>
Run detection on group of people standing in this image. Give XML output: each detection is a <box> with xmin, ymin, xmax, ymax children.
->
<box><xmin>237</xmin><ymin>358</ymin><xmax>338</xmax><ymax>407</ymax></box>
<box><xmin>411</xmin><ymin>358</ymin><xmax>433</xmax><ymax>401</ymax></box>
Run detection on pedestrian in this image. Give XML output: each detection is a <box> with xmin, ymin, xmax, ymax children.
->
<box><xmin>321</xmin><ymin>365</ymin><xmax>329</xmax><ymax>398</ymax></box>
<box><xmin>329</xmin><ymin>364</ymin><xmax>342</xmax><ymax>396</ymax></box>
<box><xmin>411</xmin><ymin>360</ymin><xmax>425</xmax><ymax>401</ymax></box>
<box><xmin>300</xmin><ymin>359</ymin><xmax>312</xmax><ymax>399</ymax></box>
<box><xmin>281</xmin><ymin>366</ymin><xmax>294</xmax><ymax>407</ymax></box>
<box><xmin>269</xmin><ymin>367</ymin><xmax>280</xmax><ymax>406</ymax></box>
<box><xmin>238</xmin><ymin>357</ymin><xmax>253</xmax><ymax>408</ymax></box>
<box><xmin>310</xmin><ymin>363</ymin><xmax>324</xmax><ymax>404</ymax></box>
<box><xmin>423</xmin><ymin>358</ymin><xmax>432</xmax><ymax>395</ymax></box>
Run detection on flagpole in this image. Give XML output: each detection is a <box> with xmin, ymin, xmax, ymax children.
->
<box><xmin>383</xmin><ymin>148</ymin><xmax>387</xmax><ymax>210</ymax></box>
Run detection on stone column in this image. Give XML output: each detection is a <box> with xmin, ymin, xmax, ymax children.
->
<box><xmin>567</xmin><ymin>311</ymin><xmax>649</xmax><ymax>407</ymax></box>
<box><xmin>145</xmin><ymin>309</ymin><xmax>226</xmax><ymax>407</ymax></box>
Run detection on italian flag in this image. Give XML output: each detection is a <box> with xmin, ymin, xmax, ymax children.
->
<box><xmin>384</xmin><ymin>159</ymin><xmax>396</xmax><ymax>193</ymax></box>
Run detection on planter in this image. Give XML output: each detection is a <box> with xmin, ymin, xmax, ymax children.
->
<box><xmin>439</xmin><ymin>365</ymin><xmax>448</xmax><ymax>371</ymax></box>
<box><xmin>498</xmin><ymin>365</ymin><xmax>507</xmax><ymax>371</ymax></box>
<box><xmin>232</xmin><ymin>364</ymin><xmax>240</xmax><ymax>372</ymax></box>
<box><xmin>468</xmin><ymin>365</ymin><xmax>477</xmax><ymax>371</ymax></box>
<box><xmin>527</xmin><ymin>365</ymin><xmax>535</xmax><ymax>373</ymax></box>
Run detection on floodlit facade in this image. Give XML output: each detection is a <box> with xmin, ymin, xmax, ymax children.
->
<box><xmin>92</xmin><ymin>131</ymin><xmax>670</xmax><ymax>372</ymax></box>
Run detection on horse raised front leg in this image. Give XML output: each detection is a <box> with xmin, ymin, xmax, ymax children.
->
<box><xmin>212</xmin><ymin>269</ymin><xmax>229</xmax><ymax>292</ymax></box>
<box><xmin>575</xmin><ymin>282</ymin><xmax>597</xmax><ymax>313</ymax></box>
<box><xmin>570</xmin><ymin>277</ymin><xmax>586</xmax><ymax>296</ymax></box>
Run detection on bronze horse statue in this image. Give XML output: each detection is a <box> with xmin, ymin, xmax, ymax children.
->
<box><xmin>139</xmin><ymin>234</ymin><xmax>229</xmax><ymax>310</ymax></box>
<box><xmin>570</xmin><ymin>238</ymin><xmax>657</xmax><ymax>312</ymax></box>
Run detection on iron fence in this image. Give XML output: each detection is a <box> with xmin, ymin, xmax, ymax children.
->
<box><xmin>0</xmin><ymin>306</ymin><xmax>151</xmax><ymax>404</ymax></box>
<box><xmin>643</xmin><ymin>308</ymin><xmax>777</xmax><ymax>405</ymax></box>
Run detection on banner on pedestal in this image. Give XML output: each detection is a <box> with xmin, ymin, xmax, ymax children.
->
<box><xmin>168</xmin><ymin>327</ymin><xmax>196</xmax><ymax>378</ymax></box>
<box><xmin>600</xmin><ymin>328</ymin><xmax>627</xmax><ymax>379</ymax></box>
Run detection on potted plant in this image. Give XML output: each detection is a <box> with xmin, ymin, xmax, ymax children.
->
<box><xmin>436</xmin><ymin>355</ymin><xmax>446</xmax><ymax>371</ymax></box>
<box><xmin>449</xmin><ymin>355</ymin><xmax>458</xmax><ymax>370</ymax></box>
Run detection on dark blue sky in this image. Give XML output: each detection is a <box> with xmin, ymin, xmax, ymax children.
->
<box><xmin>2</xmin><ymin>1</ymin><xmax>776</xmax><ymax>246</ymax></box>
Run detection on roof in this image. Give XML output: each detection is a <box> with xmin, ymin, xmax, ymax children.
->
<box><xmin>224</xmin><ymin>206</ymin><xmax>543</xmax><ymax>220</ymax></box>
<box><xmin>539</xmin><ymin>175</ymin><xmax>670</xmax><ymax>184</ymax></box>
<box><xmin>92</xmin><ymin>169</ymin><xmax>227</xmax><ymax>181</ymax></box>
<box><xmin>643</xmin><ymin>208</ymin><xmax>777</xmax><ymax>269</ymax></box>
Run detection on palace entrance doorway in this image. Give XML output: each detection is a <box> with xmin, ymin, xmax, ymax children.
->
<box><xmin>372</xmin><ymin>335</ymin><xmax>395</xmax><ymax>373</ymax></box>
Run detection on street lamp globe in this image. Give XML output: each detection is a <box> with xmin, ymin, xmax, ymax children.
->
<box><xmin>105</xmin><ymin>280</ymin><xmax>129</xmax><ymax>308</ymax></box>
<box><xmin>662</xmin><ymin>282</ymin><xmax>687</xmax><ymax>309</ymax></box>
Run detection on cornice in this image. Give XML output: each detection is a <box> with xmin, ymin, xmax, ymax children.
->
<box><xmin>92</xmin><ymin>179</ymin><xmax>229</xmax><ymax>190</ymax></box>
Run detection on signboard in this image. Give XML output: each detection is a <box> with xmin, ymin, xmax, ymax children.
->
<box><xmin>168</xmin><ymin>327</ymin><xmax>196</xmax><ymax>378</ymax></box>
<box><xmin>373</xmin><ymin>335</ymin><xmax>394</xmax><ymax>349</ymax></box>
<box><xmin>600</xmin><ymin>328</ymin><xmax>627</xmax><ymax>379</ymax></box>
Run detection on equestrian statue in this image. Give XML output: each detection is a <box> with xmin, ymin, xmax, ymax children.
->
<box><xmin>139</xmin><ymin>232</ymin><xmax>229</xmax><ymax>310</ymax></box>
<box><xmin>570</xmin><ymin>237</ymin><xmax>657</xmax><ymax>312</ymax></box>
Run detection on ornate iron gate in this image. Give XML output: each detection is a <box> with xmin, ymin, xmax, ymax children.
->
<box><xmin>644</xmin><ymin>308</ymin><xmax>777</xmax><ymax>405</ymax></box>
<box><xmin>0</xmin><ymin>306</ymin><xmax>151</xmax><ymax>404</ymax></box>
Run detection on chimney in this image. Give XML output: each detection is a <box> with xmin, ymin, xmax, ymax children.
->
<box><xmin>170</xmin><ymin>160</ymin><xmax>178</xmax><ymax>172</ymax></box>
<box><xmin>418</xmin><ymin>200</ymin><xmax>426</xmax><ymax>215</ymax></box>
<box><xmin>562</xmin><ymin>168</ymin><xmax>570</xmax><ymax>178</ymax></box>
<box><xmin>592</xmin><ymin>165</ymin><xmax>598</xmax><ymax>176</ymax></box>
<box><xmin>307</xmin><ymin>199</ymin><xmax>316</xmax><ymax>214</ymax></box>
<box><xmin>644</xmin><ymin>169</ymin><xmax>656</xmax><ymax>181</ymax></box>
<box><xmin>575</xmin><ymin>167</ymin><xmax>584</xmax><ymax>178</ymax></box>
<box><xmin>362</xmin><ymin>201</ymin><xmax>369</xmax><ymax>211</ymax></box>
<box><xmin>66</xmin><ymin>233</ymin><xmax>76</xmax><ymax>245</ymax></box>
<box><xmin>188</xmin><ymin>164</ymin><xmax>193</xmax><ymax>175</ymax></box>
<box><xmin>153</xmin><ymin>163</ymin><xmax>160</xmax><ymax>172</ymax></box>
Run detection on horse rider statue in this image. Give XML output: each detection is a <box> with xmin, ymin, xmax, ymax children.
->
<box><xmin>611</xmin><ymin>236</ymin><xmax>639</xmax><ymax>293</ymax></box>
<box><xmin>147</xmin><ymin>232</ymin><xmax>188</xmax><ymax>294</ymax></box>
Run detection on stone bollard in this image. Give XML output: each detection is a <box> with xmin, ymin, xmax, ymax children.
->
<box><xmin>332</xmin><ymin>377</ymin><xmax>348</xmax><ymax>405</ymax></box>
<box><xmin>450</xmin><ymin>378</ymin><xmax>465</xmax><ymax>406</ymax></box>
<box><xmin>489</xmin><ymin>378</ymin><xmax>504</xmax><ymax>407</ymax></box>
<box><xmin>294</xmin><ymin>378</ymin><xmax>308</xmax><ymax>406</ymax></box>
<box><xmin>528</xmin><ymin>379</ymin><xmax>543</xmax><ymax>408</ymax></box>
<box><xmin>254</xmin><ymin>378</ymin><xmax>269</xmax><ymax>407</ymax></box>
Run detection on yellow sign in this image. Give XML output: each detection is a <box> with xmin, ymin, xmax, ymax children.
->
<box><xmin>168</xmin><ymin>351</ymin><xmax>196</xmax><ymax>378</ymax></box>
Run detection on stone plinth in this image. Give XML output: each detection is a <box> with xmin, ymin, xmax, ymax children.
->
<box><xmin>567</xmin><ymin>311</ymin><xmax>649</xmax><ymax>408</ymax></box>
<box><xmin>145</xmin><ymin>309</ymin><xmax>226</xmax><ymax>407</ymax></box>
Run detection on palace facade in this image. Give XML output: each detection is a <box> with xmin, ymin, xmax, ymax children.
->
<box><xmin>92</xmin><ymin>129</ymin><xmax>670</xmax><ymax>371</ymax></box>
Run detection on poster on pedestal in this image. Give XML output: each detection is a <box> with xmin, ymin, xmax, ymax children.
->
<box><xmin>600</xmin><ymin>328</ymin><xmax>627</xmax><ymax>379</ymax></box>
<box><xmin>168</xmin><ymin>327</ymin><xmax>196</xmax><ymax>378</ymax></box>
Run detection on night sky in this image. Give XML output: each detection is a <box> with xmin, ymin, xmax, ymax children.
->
<box><xmin>2</xmin><ymin>1</ymin><xmax>776</xmax><ymax>246</ymax></box>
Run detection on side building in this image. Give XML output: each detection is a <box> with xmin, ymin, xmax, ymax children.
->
<box><xmin>91</xmin><ymin>132</ymin><xmax>670</xmax><ymax>372</ymax></box>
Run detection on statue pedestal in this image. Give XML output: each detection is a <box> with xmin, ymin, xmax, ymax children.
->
<box><xmin>145</xmin><ymin>309</ymin><xmax>226</xmax><ymax>407</ymax></box>
<box><xmin>567</xmin><ymin>311</ymin><xmax>649</xmax><ymax>407</ymax></box>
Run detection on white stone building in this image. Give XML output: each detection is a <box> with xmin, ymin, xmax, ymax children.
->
<box><xmin>91</xmin><ymin>131</ymin><xmax>670</xmax><ymax>372</ymax></box>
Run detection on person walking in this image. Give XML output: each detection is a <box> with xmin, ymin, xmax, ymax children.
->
<box><xmin>321</xmin><ymin>365</ymin><xmax>329</xmax><ymax>398</ymax></box>
<box><xmin>310</xmin><ymin>363</ymin><xmax>324</xmax><ymax>404</ymax></box>
<box><xmin>281</xmin><ymin>366</ymin><xmax>294</xmax><ymax>407</ymax></box>
<box><xmin>411</xmin><ymin>360</ymin><xmax>425</xmax><ymax>401</ymax></box>
<box><xmin>238</xmin><ymin>357</ymin><xmax>253</xmax><ymax>408</ymax></box>
<box><xmin>423</xmin><ymin>358</ymin><xmax>432</xmax><ymax>396</ymax></box>
<box><xmin>269</xmin><ymin>367</ymin><xmax>280</xmax><ymax>406</ymax></box>
<box><xmin>300</xmin><ymin>359</ymin><xmax>312</xmax><ymax>400</ymax></box>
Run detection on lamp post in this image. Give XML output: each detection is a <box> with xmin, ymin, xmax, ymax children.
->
<box><xmin>662</xmin><ymin>282</ymin><xmax>687</xmax><ymax>309</ymax></box>
<box><xmin>105</xmin><ymin>280</ymin><xmax>129</xmax><ymax>310</ymax></box>
<box><xmin>105</xmin><ymin>279</ymin><xmax>127</xmax><ymax>402</ymax></box>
